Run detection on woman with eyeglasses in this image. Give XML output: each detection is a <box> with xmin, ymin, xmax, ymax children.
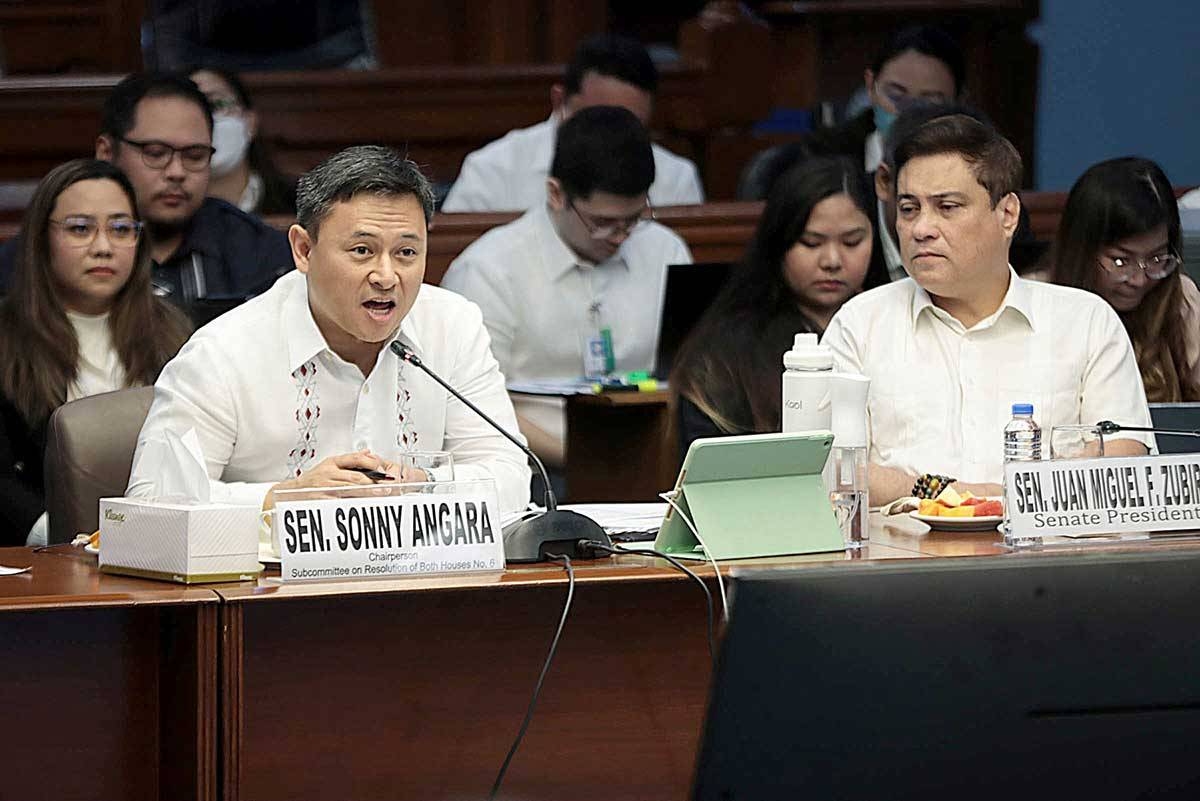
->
<box><xmin>672</xmin><ymin>157</ymin><xmax>885</xmax><ymax>452</ymax></box>
<box><xmin>0</xmin><ymin>159</ymin><xmax>192</xmax><ymax>544</ymax></box>
<box><xmin>1051</xmin><ymin>157</ymin><xmax>1199</xmax><ymax>402</ymax></box>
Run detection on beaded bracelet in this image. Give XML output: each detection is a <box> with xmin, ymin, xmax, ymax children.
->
<box><xmin>911</xmin><ymin>473</ymin><xmax>957</xmax><ymax>499</ymax></box>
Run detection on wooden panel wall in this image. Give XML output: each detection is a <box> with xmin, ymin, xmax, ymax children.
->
<box><xmin>0</xmin><ymin>0</ymin><xmax>143</xmax><ymax>74</ymax></box>
<box><xmin>758</xmin><ymin>0</ymin><xmax>1041</xmax><ymax>183</ymax></box>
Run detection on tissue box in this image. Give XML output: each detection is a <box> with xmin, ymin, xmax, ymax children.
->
<box><xmin>98</xmin><ymin>497</ymin><xmax>262</xmax><ymax>583</ymax></box>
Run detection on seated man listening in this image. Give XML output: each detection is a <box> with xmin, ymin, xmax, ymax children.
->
<box><xmin>127</xmin><ymin>145</ymin><xmax>530</xmax><ymax>513</ymax></box>
<box><xmin>822</xmin><ymin>115</ymin><xmax>1153</xmax><ymax>505</ymax></box>
<box><xmin>441</xmin><ymin>105</ymin><xmax>692</xmax><ymax>472</ymax></box>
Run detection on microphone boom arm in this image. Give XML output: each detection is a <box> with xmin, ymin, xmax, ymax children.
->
<box><xmin>390</xmin><ymin>341</ymin><xmax>558</xmax><ymax>509</ymax></box>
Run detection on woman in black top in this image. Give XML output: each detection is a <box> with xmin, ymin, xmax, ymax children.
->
<box><xmin>672</xmin><ymin>156</ymin><xmax>879</xmax><ymax>453</ymax></box>
<box><xmin>0</xmin><ymin>159</ymin><xmax>191</xmax><ymax>543</ymax></box>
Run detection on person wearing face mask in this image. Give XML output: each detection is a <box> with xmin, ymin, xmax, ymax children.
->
<box><xmin>1050</xmin><ymin>157</ymin><xmax>1200</xmax><ymax>402</ymax></box>
<box><xmin>0</xmin><ymin>159</ymin><xmax>191</xmax><ymax>544</ymax></box>
<box><xmin>740</xmin><ymin>25</ymin><xmax>964</xmax><ymax>201</ymax></box>
<box><xmin>189</xmin><ymin>67</ymin><xmax>298</xmax><ymax>217</ymax></box>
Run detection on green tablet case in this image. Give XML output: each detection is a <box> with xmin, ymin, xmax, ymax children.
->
<box><xmin>654</xmin><ymin>431</ymin><xmax>845</xmax><ymax>560</ymax></box>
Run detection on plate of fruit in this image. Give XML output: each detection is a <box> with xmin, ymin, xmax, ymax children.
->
<box><xmin>910</xmin><ymin>486</ymin><xmax>1003</xmax><ymax>531</ymax></box>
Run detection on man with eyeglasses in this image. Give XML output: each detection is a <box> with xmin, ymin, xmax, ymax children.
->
<box><xmin>0</xmin><ymin>72</ymin><xmax>292</xmax><ymax>310</ymax></box>
<box><xmin>821</xmin><ymin>114</ymin><xmax>1154</xmax><ymax>505</ymax></box>
<box><xmin>442</xmin><ymin>106</ymin><xmax>692</xmax><ymax>475</ymax></box>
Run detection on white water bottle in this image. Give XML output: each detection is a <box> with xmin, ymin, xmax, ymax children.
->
<box><xmin>827</xmin><ymin>373</ymin><xmax>871</xmax><ymax>549</ymax></box>
<box><xmin>1002</xmin><ymin>402</ymin><xmax>1042</xmax><ymax>546</ymax></box>
<box><xmin>782</xmin><ymin>333</ymin><xmax>834</xmax><ymax>432</ymax></box>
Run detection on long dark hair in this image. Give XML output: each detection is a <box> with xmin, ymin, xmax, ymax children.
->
<box><xmin>0</xmin><ymin>159</ymin><xmax>192</xmax><ymax>426</ymax></box>
<box><xmin>671</xmin><ymin>156</ymin><xmax>877</xmax><ymax>433</ymax></box>
<box><xmin>1050</xmin><ymin>157</ymin><xmax>1196</xmax><ymax>402</ymax></box>
<box><xmin>191</xmin><ymin>66</ymin><xmax>297</xmax><ymax>215</ymax></box>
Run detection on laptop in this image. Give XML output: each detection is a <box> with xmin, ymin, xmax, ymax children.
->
<box><xmin>1149</xmin><ymin>402</ymin><xmax>1200</xmax><ymax>454</ymax></box>
<box><xmin>1181</xmin><ymin>208</ymin><xmax>1200</xmax><ymax>285</ymax></box>
<box><xmin>653</xmin><ymin>262</ymin><xmax>733</xmax><ymax>380</ymax></box>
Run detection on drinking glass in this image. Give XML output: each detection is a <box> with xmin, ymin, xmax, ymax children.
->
<box><xmin>1050</xmin><ymin>425</ymin><xmax>1105</xmax><ymax>460</ymax></box>
<box><xmin>396</xmin><ymin>451</ymin><xmax>455</xmax><ymax>484</ymax></box>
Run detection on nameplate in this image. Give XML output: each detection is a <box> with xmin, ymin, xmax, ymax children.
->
<box><xmin>1005</xmin><ymin>454</ymin><xmax>1200</xmax><ymax>538</ymax></box>
<box><xmin>273</xmin><ymin>481</ymin><xmax>505</xmax><ymax>582</ymax></box>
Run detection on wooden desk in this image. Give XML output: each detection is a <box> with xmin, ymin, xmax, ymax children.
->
<box><xmin>213</xmin><ymin>524</ymin><xmax>938</xmax><ymax>801</ymax></box>
<box><xmin>0</xmin><ymin>546</ymin><xmax>219</xmax><ymax>801</ymax></box>
<box><xmin>566</xmin><ymin>389</ymin><xmax>678</xmax><ymax>503</ymax></box>
<box><xmin>6</xmin><ymin>517</ymin><xmax>1188</xmax><ymax>800</ymax></box>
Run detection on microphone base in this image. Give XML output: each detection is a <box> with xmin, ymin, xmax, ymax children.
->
<box><xmin>502</xmin><ymin>510</ymin><xmax>612</xmax><ymax>563</ymax></box>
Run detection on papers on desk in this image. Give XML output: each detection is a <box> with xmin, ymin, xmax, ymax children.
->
<box><xmin>507</xmin><ymin>379</ymin><xmax>669</xmax><ymax>396</ymax></box>
<box><xmin>507</xmin><ymin>380</ymin><xmax>597</xmax><ymax>395</ymax></box>
<box><xmin>560</xmin><ymin>503</ymin><xmax>667</xmax><ymax>540</ymax></box>
<box><xmin>500</xmin><ymin>504</ymin><xmax>666</xmax><ymax>545</ymax></box>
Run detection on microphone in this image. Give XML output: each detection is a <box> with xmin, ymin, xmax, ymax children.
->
<box><xmin>390</xmin><ymin>340</ymin><xmax>610</xmax><ymax>562</ymax></box>
<box><xmin>1097</xmin><ymin>420</ymin><xmax>1200</xmax><ymax>438</ymax></box>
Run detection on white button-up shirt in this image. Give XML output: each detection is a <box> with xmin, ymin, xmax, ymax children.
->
<box><xmin>441</xmin><ymin>204</ymin><xmax>692</xmax><ymax>441</ymax></box>
<box><xmin>821</xmin><ymin>270</ymin><xmax>1154</xmax><ymax>484</ymax></box>
<box><xmin>440</xmin><ymin>116</ymin><xmax>705</xmax><ymax>213</ymax></box>
<box><xmin>127</xmin><ymin>270</ymin><xmax>531</xmax><ymax>512</ymax></box>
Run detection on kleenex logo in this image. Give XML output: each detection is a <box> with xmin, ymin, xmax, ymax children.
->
<box><xmin>104</xmin><ymin>509</ymin><xmax>126</xmax><ymax>524</ymax></box>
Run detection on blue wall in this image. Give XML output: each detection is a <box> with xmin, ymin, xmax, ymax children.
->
<box><xmin>1031</xmin><ymin>1</ymin><xmax>1200</xmax><ymax>190</ymax></box>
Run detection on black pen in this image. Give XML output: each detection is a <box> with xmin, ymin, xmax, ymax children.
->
<box><xmin>348</xmin><ymin>466</ymin><xmax>395</xmax><ymax>481</ymax></box>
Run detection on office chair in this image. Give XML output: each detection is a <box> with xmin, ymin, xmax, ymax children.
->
<box><xmin>43</xmin><ymin>386</ymin><xmax>155</xmax><ymax>543</ymax></box>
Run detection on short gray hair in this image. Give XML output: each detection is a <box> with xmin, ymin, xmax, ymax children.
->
<box><xmin>296</xmin><ymin>145</ymin><xmax>435</xmax><ymax>237</ymax></box>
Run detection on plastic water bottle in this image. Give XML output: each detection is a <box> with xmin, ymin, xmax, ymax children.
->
<box><xmin>782</xmin><ymin>333</ymin><xmax>834</xmax><ymax>432</ymax></box>
<box><xmin>1002</xmin><ymin>402</ymin><xmax>1041</xmax><ymax>546</ymax></box>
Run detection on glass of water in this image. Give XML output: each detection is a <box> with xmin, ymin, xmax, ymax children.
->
<box><xmin>1050</xmin><ymin>425</ymin><xmax>1105</xmax><ymax>460</ymax></box>
<box><xmin>395</xmin><ymin>451</ymin><xmax>455</xmax><ymax>484</ymax></box>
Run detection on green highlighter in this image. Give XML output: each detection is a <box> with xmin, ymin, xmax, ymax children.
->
<box><xmin>654</xmin><ymin>431</ymin><xmax>845</xmax><ymax>560</ymax></box>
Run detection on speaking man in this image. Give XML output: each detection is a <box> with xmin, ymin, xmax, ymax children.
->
<box><xmin>128</xmin><ymin>146</ymin><xmax>530</xmax><ymax>514</ymax></box>
<box><xmin>822</xmin><ymin>115</ymin><xmax>1153</xmax><ymax>504</ymax></box>
<box><xmin>441</xmin><ymin>33</ymin><xmax>703</xmax><ymax>212</ymax></box>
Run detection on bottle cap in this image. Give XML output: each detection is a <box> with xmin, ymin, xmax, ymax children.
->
<box><xmin>1012</xmin><ymin>403</ymin><xmax>1034</xmax><ymax>416</ymax></box>
<box><xmin>783</xmin><ymin>332</ymin><xmax>834</xmax><ymax>370</ymax></box>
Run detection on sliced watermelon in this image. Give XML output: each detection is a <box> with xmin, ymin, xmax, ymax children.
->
<box><xmin>974</xmin><ymin>500</ymin><xmax>1003</xmax><ymax>517</ymax></box>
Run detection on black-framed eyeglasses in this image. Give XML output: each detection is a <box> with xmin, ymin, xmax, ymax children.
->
<box><xmin>119</xmin><ymin>137</ymin><xmax>215</xmax><ymax>172</ymax></box>
<box><xmin>1098</xmin><ymin>252</ymin><xmax>1180</xmax><ymax>281</ymax></box>
<box><xmin>49</xmin><ymin>217</ymin><xmax>142</xmax><ymax>247</ymax></box>
<box><xmin>569</xmin><ymin>199</ymin><xmax>655</xmax><ymax>240</ymax></box>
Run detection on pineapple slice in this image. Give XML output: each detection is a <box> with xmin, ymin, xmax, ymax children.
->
<box><xmin>942</xmin><ymin>506</ymin><xmax>975</xmax><ymax>518</ymax></box>
<box><xmin>918</xmin><ymin>499</ymin><xmax>942</xmax><ymax>517</ymax></box>
<box><xmin>935</xmin><ymin>485</ymin><xmax>964</xmax><ymax>508</ymax></box>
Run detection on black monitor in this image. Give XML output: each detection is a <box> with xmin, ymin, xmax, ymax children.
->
<box><xmin>693</xmin><ymin>552</ymin><xmax>1200</xmax><ymax>799</ymax></box>
<box><xmin>654</xmin><ymin>261</ymin><xmax>732</xmax><ymax>380</ymax></box>
<box><xmin>1150</xmin><ymin>402</ymin><xmax>1200</xmax><ymax>454</ymax></box>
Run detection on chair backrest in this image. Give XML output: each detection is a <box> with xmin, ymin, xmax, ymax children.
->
<box><xmin>44</xmin><ymin>386</ymin><xmax>155</xmax><ymax>543</ymax></box>
<box><xmin>1148</xmin><ymin>402</ymin><xmax>1200</xmax><ymax>454</ymax></box>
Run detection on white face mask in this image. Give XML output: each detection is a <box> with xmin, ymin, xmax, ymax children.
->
<box><xmin>209</xmin><ymin>114</ymin><xmax>251</xmax><ymax>177</ymax></box>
